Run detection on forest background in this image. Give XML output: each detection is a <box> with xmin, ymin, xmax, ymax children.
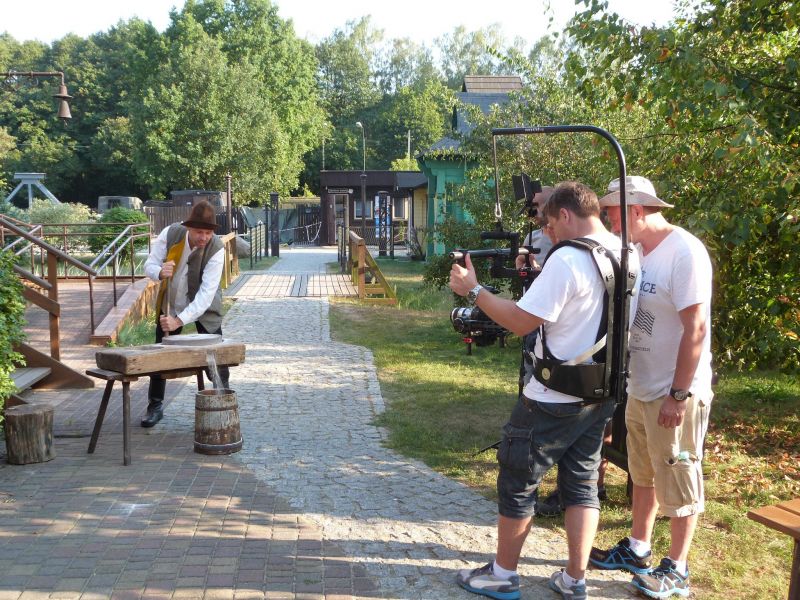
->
<box><xmin>0</xmin><ymin>0</ymin><xmax>798</xmax><ymax>371</ymax></box>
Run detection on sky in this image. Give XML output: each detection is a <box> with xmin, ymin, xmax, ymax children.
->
<box><xmin>2</xmin><ymin>0</ymin><xmax>677</xmax><ymax>47</ymax></box>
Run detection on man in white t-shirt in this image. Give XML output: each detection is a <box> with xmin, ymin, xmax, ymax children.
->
<box><xmin>590</xmin><ymin>176</ymin><xmax>713</xmax><ymax>599</ymax></box>
<box><xmin>450</xmin><ymin>181</ymin><xmax>628</xmax><ymax>600</ymax></box>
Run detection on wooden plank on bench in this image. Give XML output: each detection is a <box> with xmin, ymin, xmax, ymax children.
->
<box><xmin>780</xmin><ymin>499</ymin><xmax>800</xmax><ymax>517</ymax></box>
<box><xmin>748</xmin><ymin>504</ymin><xmax>800</xmax><ymax>539</ymax></box>
<box><xmin>95</xmin><ymin>341</ymin><xmax>245</xmax><ymax>375</ymax></box>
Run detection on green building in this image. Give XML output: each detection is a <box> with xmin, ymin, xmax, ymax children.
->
<box><xmin>417</xmin><ymin>75</ymin><xmax>522</xmax><ymax>256</ymax></box>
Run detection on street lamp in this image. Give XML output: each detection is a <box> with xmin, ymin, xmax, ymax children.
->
<box><xmin>1</xmin><ymin>71</ymin><xmax>73</xmax><ymax>121</ymax></box>
<box><xmin>356</xmin><ymin>121</ymin><xmax>366</xmax><ymax>236</ymax></box>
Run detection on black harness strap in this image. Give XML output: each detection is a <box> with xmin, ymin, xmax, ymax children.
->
<box><xmin>532</xmin><ymin>238</ymin><xmax>621</xmax><ymax>400</ymax></box>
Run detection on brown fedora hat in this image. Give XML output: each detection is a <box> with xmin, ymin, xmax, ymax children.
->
<box><xmin>182</xmin><ymin>200</ymin><xmax>219</xmax><ymax>230</ymax></box>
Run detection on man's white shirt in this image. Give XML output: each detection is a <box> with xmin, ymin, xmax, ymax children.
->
<box><xmin>516</xmin><ymin>230</ymin><xmax>633</xmax><ymax>403</ymax></box>
<box><xmin>144</xmin><ymin>227</ymin><xmax>224</xmax><ymax>326</ymax></box>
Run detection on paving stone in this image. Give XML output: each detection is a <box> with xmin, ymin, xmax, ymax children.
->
<box><xmin>1</xmin><ymin>247</ymin><xmax>634</xmax><ymax>600</ymax></box>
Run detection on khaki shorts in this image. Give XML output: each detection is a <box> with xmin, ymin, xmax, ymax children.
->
<box><xmin>626</xmin><ymin>394</ymin><xmax>710</xmax><ymax>518</ymax></box>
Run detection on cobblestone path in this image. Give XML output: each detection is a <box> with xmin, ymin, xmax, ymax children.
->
<box><xmin>169</xmin><ymin>246</ymin><xmax>635</xmax><ymax>599</ymax></box>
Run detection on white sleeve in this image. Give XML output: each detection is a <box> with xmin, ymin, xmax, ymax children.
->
<box><xmin>176</xmin><ymin>248</ymin><xmax>225</xmax><ymax>326</ymax></box>
<box><xmin>144</xmin><ymin>228</ymin><xmax>170</xmax><ymax>282</ymax></box>
<box><xmin>516</xmin><ymin>251</ymin><xmax>576</xmax><ymax>322</ymax></box>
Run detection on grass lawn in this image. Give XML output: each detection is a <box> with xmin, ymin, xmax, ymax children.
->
<box><xmin>240</xmin><ymin>255</ymin><xmax>279</xmax><ymax>271</ymax></box>
<box><xmin>329</xmin><ymin>256</ymin><xmax>800</xmax><ymax>600</ymax></box>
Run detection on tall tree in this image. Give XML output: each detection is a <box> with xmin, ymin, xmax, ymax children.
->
<box><xmin>566</xmin><ymin>0</ymin><xmax>800</xmax><ymax>369</ymax></box>
<box><xmin>435</xmin><ymin>24</ymin><xmax>518</xmax><ymax>89</ymax></box>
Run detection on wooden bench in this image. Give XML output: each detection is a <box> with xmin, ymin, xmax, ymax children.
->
<box><xmin>86</xmin><ymin>341</ymin><xmax>246</xmax><ymax>466</ymax></box>
<box><xmin>748</xmin><ymin>498</ymin><xmax>800</xmax><ymax>600</ymax></box>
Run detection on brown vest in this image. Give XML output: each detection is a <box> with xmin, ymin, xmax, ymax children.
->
<box><xmin>155</xmin><ymin>224</ymin><xmax>223</xmax><ymax>332</ymax></box>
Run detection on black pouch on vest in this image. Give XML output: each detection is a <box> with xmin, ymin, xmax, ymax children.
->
<box><xmin>533</xmin><ymin>357</ymin><xmax>609</xmax><ymax>400</ymax></box>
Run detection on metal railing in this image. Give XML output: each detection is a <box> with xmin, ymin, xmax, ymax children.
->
<box><xmin>89</xmin><ymin>223</ymin><xmax>153</xmax><ymax>307</ymax></box>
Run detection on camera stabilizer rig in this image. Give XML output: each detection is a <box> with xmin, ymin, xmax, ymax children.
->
<box><xmin>448</xmin><ymin>174</ymin><xmax>547</xmax><ymax>355</ymax></box>
<box><xmin>461</xmin><ymin>125</ymin><xmax>634</xmax><ymax>463</ymax></box>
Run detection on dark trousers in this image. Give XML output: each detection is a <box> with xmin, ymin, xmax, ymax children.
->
<box><xmin>148</xmin><ymin>320</ymin><xmax>230</xmax><ymax>404</ymax></box>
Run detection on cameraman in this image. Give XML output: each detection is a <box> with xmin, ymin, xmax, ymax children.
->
<box><xmin>515</xmin><ymin>185</ymin><xmax>564</xmax><ymax>517</ymax></box>
<box><xmin>450</xmin><ymin>181</ymin><xmax>625</xmax><ymax>600</ymax></box>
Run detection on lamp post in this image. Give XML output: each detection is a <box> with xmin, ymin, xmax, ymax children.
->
<box><xmin>356</xmin><ymin>121</ymin><xmax>366</xmax><ymax>237</ymax></box>
<box><xmin>1</xmin><ymin>71</ymin><xmax>73</xmax><ymax>120</ymax></box>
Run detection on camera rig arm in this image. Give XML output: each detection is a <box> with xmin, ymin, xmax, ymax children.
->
<box><xmin>491</xmin><ymin>125</ymin><xmax>631</xmax><ymax>405</ymax></box>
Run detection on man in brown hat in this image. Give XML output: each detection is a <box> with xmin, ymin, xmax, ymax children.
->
<box><xmin>141</xmin><ymin>200</ymin><xmax>228</xmax><ymax>427</ymax></box>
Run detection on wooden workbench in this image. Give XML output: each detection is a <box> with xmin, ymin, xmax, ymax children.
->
<box><xmin>87</xmin><ymin>341</ymin><xmax>246</xmax><ymax>465</ymax></box>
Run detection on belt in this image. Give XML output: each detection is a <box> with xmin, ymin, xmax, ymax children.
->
<box><xmin>520</xmin><ymin>394</ymin><xmax>612</xmax><ymax>410</ymax></box>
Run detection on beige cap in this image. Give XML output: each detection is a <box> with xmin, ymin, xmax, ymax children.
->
<box><xmin>599</xmin><ymin>176</ymin><xmax>673</xmax><ymax>208</ymax></box>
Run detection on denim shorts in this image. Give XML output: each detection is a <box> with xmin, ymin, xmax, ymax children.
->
<box><xmin>496</xmin><ymin>396</ymin><xmax>615</xmax><ymax>519</ymax></box>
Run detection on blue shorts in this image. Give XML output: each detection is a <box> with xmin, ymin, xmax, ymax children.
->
<box><xmin>496</xmin><ymin>396</ymin><xmax>615</xmax><ymax>519</ymax></box>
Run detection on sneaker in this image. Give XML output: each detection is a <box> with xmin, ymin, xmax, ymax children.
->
<box><xmin>548</xmin><ymin>569</ymin><xmax>587</xmax><ymax>599</ymax></box>
<box><xmin>456</xmin><ymin>562</ymin><xmax>520</xmax><ymax>600</ymax></box>
<box><xmin>631</xmin><ymin>557</ymin><xmax>690</xmax><ymax>598</ymax></box>
<box><xmin>537</xmin><ymin>489</ymin><xmax>563</xmax><ymax>517</ymax></box>
<box><xmin>589</xmin><ymin>538</ymin><xmax>652</xmax><ymax>574</ymax></box>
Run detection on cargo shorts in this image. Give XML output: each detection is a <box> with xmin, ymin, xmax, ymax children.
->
<box><xmin>496</xmin><ymin>395</ymin><xmax>615</xmax><ymax>519</ymax></box>
<box><xmin>626</xmin><ymin>394</ymin><xmax>711</xmax><ymax>518</ymax></box>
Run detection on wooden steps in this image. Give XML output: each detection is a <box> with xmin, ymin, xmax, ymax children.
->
<box><xmin>11</xmin><ymin>367</ymin><xmax>52</xmax><ymax>392</ymax></box>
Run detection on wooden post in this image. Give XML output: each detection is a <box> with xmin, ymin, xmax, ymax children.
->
<box><xmin>357</xmin><ymin>240</ymin><xmax>366</xmax><ymax>299</ymax></box>
<box><xmin>46</xmin><ymin>252</ymin><xmax>60</xmax><ymax>360</ymax></box>
<box><xmin>3</xmin><ymin>404</ymin><xmax>56</xmax><ymax>464</ymax></box>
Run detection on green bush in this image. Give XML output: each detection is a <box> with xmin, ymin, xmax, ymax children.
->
<box><xmin>88</xmin><ymin>207</ymin><xmax>150</xmax><ymax>264</ymax></box>
<box><xmin>0</xmin><ymin>201</ymin><xmax>26</xmax><ymax>222</ymax></box>
<box><xmin>27</xmin><ymin>199</ymin><xmax>96</xmax><ymax>226</ymax></box>
<box><xmin>0</xmin><ymin>250</ymin><xmax>27</xmax><ymax>420</ymax></box>
<box><xmin>24</xmin><ymin>200</ymin><xmax>98</xmax><ymax>252</ymax></box>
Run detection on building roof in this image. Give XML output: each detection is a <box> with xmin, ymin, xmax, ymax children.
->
<box><xmin>320</xmin><ymin>171</ymin><xmax>426</xmax><ymax>190</ymax></box>
<box><xmin>420</xmin><ymin>75</ymin><xmax>523</xmax><ymax>159</ymax></box>
<box><xmin>453</xmin><ymin>92</ymin><xmax>514</xmax><ymax>135</ymax></box>
<box><xmin>462</xmin><ymin>75</ymin><xmax>523</xmax><ymax>93</ymax></box>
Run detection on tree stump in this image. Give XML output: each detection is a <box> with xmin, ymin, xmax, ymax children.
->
<box><xmin>3</xmin><ymin>403</ymin><xmax>56</xmax><ymax>464</ymax></box>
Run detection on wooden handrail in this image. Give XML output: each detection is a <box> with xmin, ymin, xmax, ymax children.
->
<box><xmin>0</xmin><ymin>215</ymin><xmax>97</xmax><ymax>276</ymax></box>
<box><xmin>345</xmin><ymin>231</ymin><xmax>396</xmax><ymax>305</ymax></box>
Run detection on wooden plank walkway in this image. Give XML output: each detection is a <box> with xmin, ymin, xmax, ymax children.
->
<box><xmin>226</xmin><ymin>273</ymin><xmax>358</xmax><ymax>298</ymax></box>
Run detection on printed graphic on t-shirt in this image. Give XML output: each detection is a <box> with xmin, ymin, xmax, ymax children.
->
<box><xmin>633</xmin><ymin>306</ymin><xmax>655</xmax><ymax>336</ymax></box>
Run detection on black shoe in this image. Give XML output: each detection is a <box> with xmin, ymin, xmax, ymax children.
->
<box><xmin>537</xmin><ymin>489</ymin><xmax>563</xmax><ymax>517</ymax></box>
<box><xmin>141</xmin><ymin>402</ymin><xmax>163</xmax><ymax>428</ymax></box>
<box><xmin>597</xmin><ymin>485</ymin><xmax>608</xmax><ymax>502</ymax></box>
<box><xmin>589</xmin><ymin>537</ymin><xmax>652</xmax><ymax>574</ymax></box>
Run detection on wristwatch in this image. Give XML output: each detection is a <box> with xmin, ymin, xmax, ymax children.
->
<box><xmin>467</xmin><ymin>284</ymin><xmax>483</xmax><ymax>305</ymax></box>
<box><xmin>669</xmin><ymin>387</ymin><xmax>692</xmax><ymax>402</ymax></box>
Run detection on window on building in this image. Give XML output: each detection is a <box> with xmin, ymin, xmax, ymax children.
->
<box><xmin>394</xmin><ymin>198</ymin><xmax>407</xmax><ymax>219</ymax></box>
<box><xmin>334</xmin><ymin>194</ymin><xmax>347</xmax><ymax>216</ymax></box>
<box><xmin>354</xmin><ymin>199</ymin><xmax>372</xmax><ymax>218</ymax></box>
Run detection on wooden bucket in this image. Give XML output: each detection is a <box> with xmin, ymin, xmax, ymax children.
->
<box><xmin>194</xmin><ymin>389</ymin><xmax>243</xmax><ymax>455</ymax></box>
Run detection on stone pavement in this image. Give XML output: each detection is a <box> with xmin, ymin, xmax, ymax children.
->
<box><xmin>1</xmin><ymin>246</ymin><xmax>637</xmax><ymax>599</ymax></box>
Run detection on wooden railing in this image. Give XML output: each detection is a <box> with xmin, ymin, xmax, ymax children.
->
<box><xmin>1</xmin><ymin>215</ymin><xmax>98</xmax><ymax>360</ymax></box>
<box><xmin>220</xmin><ymin>231</ymin><xmax>240</xmax><ymax>289</ymax></box>
<box><xmin>347</xmin><ymin>231</ymin><xmax>397</xmax><ymax>305</ymax></box>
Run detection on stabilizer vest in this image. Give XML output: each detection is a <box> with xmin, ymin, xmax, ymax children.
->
<box><xmin>532</xmin><ymin>237</ymin><xmax>620</xmax><ymax>401</ymax></box>
<box><xmin>154</xmin><ymin>224</ymin><xmax>224</xmax><ymax>332</ymax></box>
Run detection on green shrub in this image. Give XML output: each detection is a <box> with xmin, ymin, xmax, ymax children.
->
<box><xmin>0</xmin><ymin>250</ymin><xmax>27</xmax><ymax>420</ymax></box>
<box><xmin>89</xmin><ymin>207</ymin><xmax>150</xmax><ymax>263</ymax></box>
<box><xmin>0</xmin><ymin>201</ymin><xmax>26</xmax><ymax>221</ymax></box>
<box><xmin>27</xmin><ymin>199</ymin><xmax>96</xmax><ymax>226</ymax></box>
